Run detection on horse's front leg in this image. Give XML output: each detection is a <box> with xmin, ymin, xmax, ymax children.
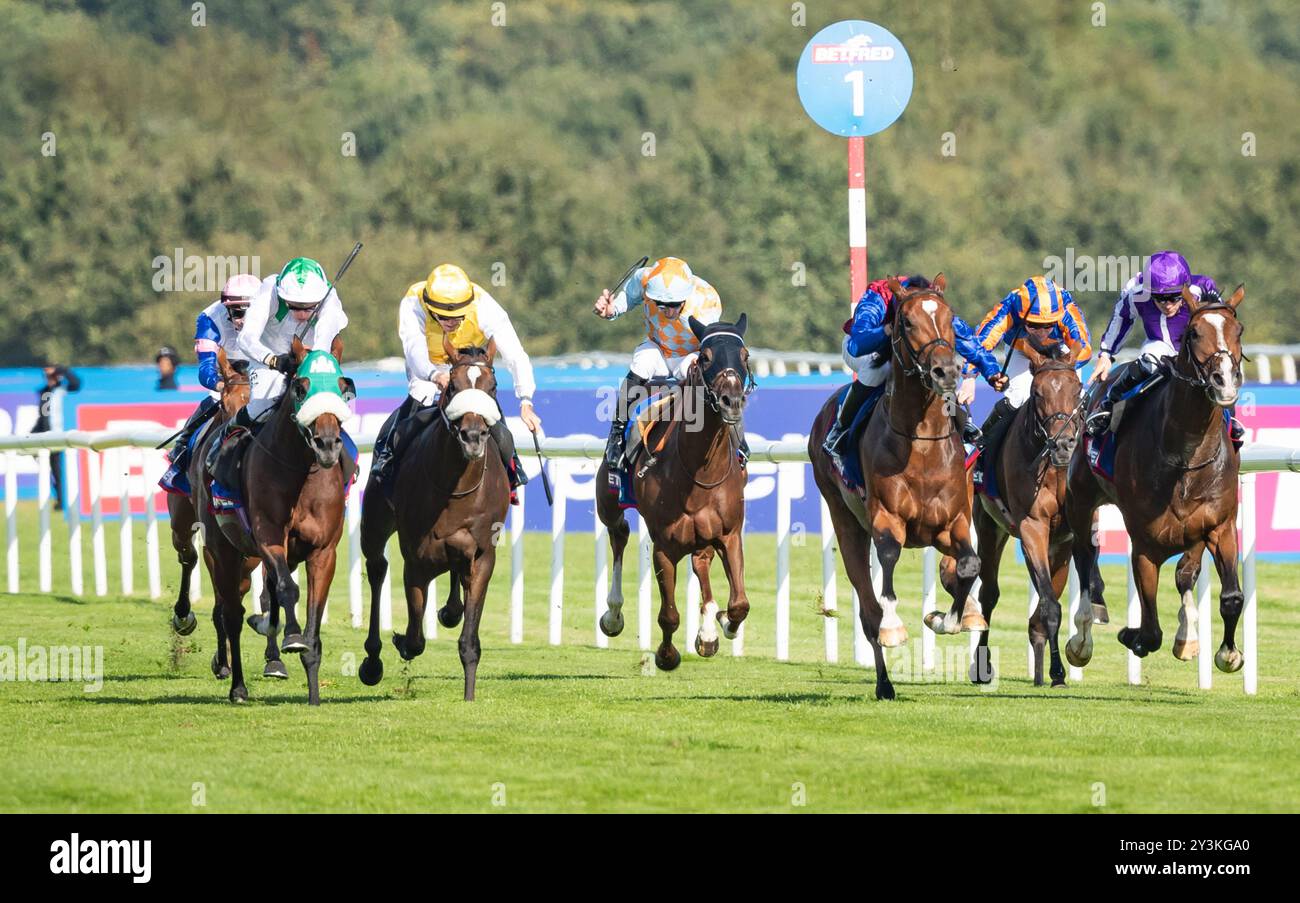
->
<box><xmin>596</xmin><ymin>465</ymin><xmax>631</xmax><ymax>638</ymax></box>
<box><xmin>1020</xmin><ymin>519</ymin><xmax>1065</xmax><ymax>687</ymax></box>
<box><xmin>925</xmin><ymin>512</ymin><xmax>984</xmax><ymax>636</ymax></box>
<box><xmin>1117</xmin><ymin>544</ymin><xmax>1163</xmax><ymax>658</ymax></box>
<box><xmin>870</xmin><ymin>512</ymin><xmax>909</xmax><ymax>647</ymax></box>
<box><xmin>1208</xmin><ymin>520</ymin><xmax>1245</xmax><ymax>674</ymax></box>
<box><xmin>459</xmin><ymin>548</ymin><xmax>496</xmax><ymax>701</ymax></box>
<box><xmin>302</xmin><ymin>546</ymin><xmax>337</xmax><ymax>706</ymax></box>
<box><xmin>691</xmin><ymin>548</ymin><xmax>720</xmax><ymax>657</ymax></box>
<box><xmin>1065</xmin><ymin>472</ymin><xmax>1102</xmax><ymax>666</ymax></box>
<box><xmin>970</xmin><ymin>504</ymin><xmax>1008</xmax><ymax>684</ymax></box>
<box><xmin>652</xmin><ymin>545</ymin><xmax>682</xmax><ymax>671</ymax></box>
<box><xmin>170</xmin><ymin>514</ymin><xmax>199</xmax><ymax>635</ymax></box>
<box><xmin>258</xmin><ymin>545</ymin><xmax>305</xmax><ymax>653</ymax></box>
<box><xmin>714</xmin><ymin>531</ymin><xmax>749</xmax><ymax>642</ymax></box>
<box><xmin>258</xmin><ymin>567</ymin><xmax>287</xmax><ymax>679</ymax></box>
<box><xmin>392</xmin><ymin>559</ymin><xmax>434</xmax><ymax>663</ymax></box>
<box><xmin>1172</xmin><ymin>542</ymin><xmax>1206</xmax><ymax>662</ymax></box>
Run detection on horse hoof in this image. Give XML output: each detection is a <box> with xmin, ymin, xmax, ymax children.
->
<box><xmin>655</xmin><ymin>645</ymin><xmax>681</xmax><ymax>671</ymax></box>
<box><xmin>923</xmin><ymin>611</ymin><xmax>950</xmax><ymax>634</ymax></box>
<box><xmin>282</xmin><ymin>633</ymin><xmax>308</xmax><ymax>654</ymax></box>
<box><xmin>878</xmin><ymin>624</ymin><xmax>908</xmax><ymax>648</ymax></box>
<box><xmin>1214</xmin><ymin>645</ymin><xmax>1243</xmax><ymax>673</ymax></box>
<box><xmin>717</xmin><ymin>611</ymin><xmax>739</xmax><ymax>640</ymax></box>
<box><xmin>391</xmin><ymin>634</ymin><xmax>422</xmax><ymax>661</ymax></box>
<box><xmin>211</xmin><ymin>654</ymin><xmax>230</xmax><ymax>680</ymax></box>
<box><xmin>229</xmin><ymin>686</ymin><xmax>248</xmax><ymax>704</ymax></box>
<box><xmin>1172</xmin><ymin>638</ymin><xmax>1199</xmax><ymax>662</ymax></box>
<box><xmin>1051</xmin><ymin>678</ymin><xmax>1068</xmax><ymax>689</ymax></box>
<box><xmin>875</xmin><ymin>680</ymin><xmax>896</xmax><ymax>701</ymax></box>
<box><xmin>172</xmin><ymin>612</ymin><xmax>197</xmax><ymax>636</ymax></box>
<box><xmin>358</xmin><ymin>655</ymin><xmax>384</xmax><ymax>686</ymax></box>
<box><xmin>695</xmin><ymin>633</ymin><xmax>719</xmax><ymax>658</ymax></box>
<box><xmin>1065</xmin><ymin>636</ymin><xmax>1093</xmax><ymax>667</ymax></box>
<box><xmin>437</xmin><ymin>606</ymin><xmax>464</xmax><ymax>629</ymax></box>
<box><xmin>599</xmin><ymin>609</ymin><xmax>624</xmax><ymax>638</ymax></box>
<box><xmin>969</xmin><ymin>662</ymin><xmax>996</xmax><ymax>685</ymax></box>
<box><xmin>262</xmin><ymin>660</ymin><xmax>289</xmax><ymax>680</ymax></box>
<box><xmin>1092</xmin><ymin>603</ymin><xmax>1110</xmax><ymax>625</ymax></box>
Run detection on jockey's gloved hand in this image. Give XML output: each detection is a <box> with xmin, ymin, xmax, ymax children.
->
<box><xmin>265</xmin><ymin>352</ymin><xmax>297</xmax><ymax>375</ymax></box>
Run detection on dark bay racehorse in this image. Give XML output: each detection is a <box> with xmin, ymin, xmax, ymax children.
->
<box><xmin>968</xmin><ymin>338</ymin><xmax>1083</xmax><ymax>687</ymax></box>
<box><xmin>596</xmin><ymin>316</ymin><xmax>753</xmax><ymax>669</ymax></box>
<box><xmin>1066</xmin><ymin>286</ymin><xmax>1246</xmax><ymax>674</ymax></box>
<box><xmin>358</xmin><ymin>342</ymin><xmax>510</xmax><ymax>701</ymax></box>
<box><xmin>810</xmin><ymin>275</ymin><xmax>984</xmax><ymax>700</ymax></box>
<box><xmin>202</xmin><ymin>337</ymin><xmax>353</xmax><ymax>703</ymax></box>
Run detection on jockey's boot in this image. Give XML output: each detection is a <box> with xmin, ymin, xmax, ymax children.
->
<box><xmin>604</xmin><ymin>372</ymin><xmax>647</xmax><ymax>471</ymax></box>
<box><xmin>978</xmin><ymin>397</ymin><xmax>1018</xmax><ymax>455</ymax></box>
<box><xmin>1086</xmin><ymin>361</ymin><xmax>1155</xmax><ymax>437</ymax></box>
<box><xmin>955</xmin><ymin>405</ymin><xmax>983</xmax><ymax>447</ymax></box>
<box><xmin>368</xmin><ymin>397</ymin><xmax>416</xmax><ymax>492</ymax></box>
<box><xmin>488</xmin><ymin>417</ymin><xmax>529</xmax><ymax>504</ymax></box>
<box><xmin>161</xmin><ymin>397</ymin><xmax>217</xmax><ymax>491</ymax></box>
<box><xmin>1228</xmin><ymin>406</ymin><xmax>1245</xmax><ymax>452</ymax></box>
<box><xmin>821</xmin><ymin>380</ymin><xmax>871</xmax><ymax>473</ymax></box>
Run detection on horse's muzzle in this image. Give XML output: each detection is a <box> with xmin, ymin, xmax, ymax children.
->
<box><xmin>457</xmin><ymin>424</ymin><xmax>488</xmax><ymax>460</ymax></box>
<box><xmin>311</xmin><ymin>434</ymin><xmax>342</xmax><ymax>468</ymax></box>
<box><xmin>1207</xmin><ymin>366</ymin><xmax>1242</xmax><ymax>407</ymax></box>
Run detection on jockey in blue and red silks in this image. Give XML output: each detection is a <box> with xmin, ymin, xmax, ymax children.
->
<box><xmin>1085</xmin><ymin>250</ymin><xmax>1242</xmax><ymax>442</ymax></box>
<box><xmin>822</xmin><ymin>274</ymin><xmax>1008</xmax><ymax>475</ymax></box>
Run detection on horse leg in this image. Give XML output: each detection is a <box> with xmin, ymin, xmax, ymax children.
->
<box><xmin>1020</xmin><ymin>519</ymin><xmax>1064</xmax><ymax>687</ymax></box>
<box><xmin>1172</xmin><ymin>542</ymin><xmax>1206</xmax><ymax>661</ymax></box>
<box><xmin>259</xmin><ymin>547</ymin><xmax>305</xmax><ymax>653</ymax></box>
<box><xmin>596</xmin><ymin>466</ymin><xmax>631</xmax><ymax>638</ymax></box>
<box><xmin>870</xmin><ymin>513</ymin><xmax>908</xmax><ymax>648</ymax></box>
<box><xmin>970</xmin><ymin>505</ymin><xmax>1008</xmax><ymax>684</ymax></box>
<box><xmin>1117</xmin><ymin>544</ymin><xmax>1163</xmax><ymax>657</ymax></box>
<box><xmin>392</xmin><ymin>560</ymin><xmax>433</xmax><ymax>662</ymax></box>
<box><xmin>714</xmin><ymin>531</ymin><xmax>749</xmax><ymax>641</ymax></box>
<box><xmin>459</xmin><ymin>548</ymin><xmax>496</xmax><ymax>701</ymax></box>
<box><xmin>358</xmin><ymin>494</ymin><xmax>395</xmax><ymax>686</ymax></box>
<box><xmin>437</xmin><ymin>567</ymin><xmax>465</xmax><ymax>629</ymax></box>
<box><xmin>1065</xmin><ymin>470</ymin><xmax>1101</xmax><ymax>666</ymax></box>
<box><xmin>259</xmin><ymin>568</ymin><xmax>287</xmax><ymax>679</ymax></box>
<box><xmin>211</xmin><ymin>547</ymin><xmax>248</xmax><ymax>703</ymax></box>
<box><xmin>300</xmin><ymin>547</ymin><xmax>337</xmax><ymax>706</ymax></box>
<box><xmin>1046</xmin><ymin>537</ymin><xmax>1072</xmax><ymax>686</ymax></box>
<box><xmin>169</xmin><ymin>511</ymin><xmax>199</xmax><ymax>636</ymax></box>
<box><xmin>692</xmin><ymin>548</ymin><xmax>720</xmax><ymax>657</ymax></box>
<box><xmin>927</xmin><ymin>512</ymin><xmax>984</xmax><ymax>635</ymax></box>
<box><xmin>652</xmin><ymin>545</ymin><xmax>682</xmax><ymax>671</ymax></box>
<box><xmin>1089</xmin><ymin>511</ymin><xmax>1109</xmax><ymax>623</ymax></box>
<box><xmin>1207</xmin><ymin>520</ymin><xmax>1245</xmax><ymax>673</ymax></box>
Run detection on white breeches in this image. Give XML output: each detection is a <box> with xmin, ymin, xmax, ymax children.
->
<box><xmin>630</xmin><ymin>341</ymin><xmax>696</xmax><ymax>380</ymax></box>
<box><xmin>842</xmin><ymin>337</ymin><xmax>890</xmax><ymax>387</ymax></box>
<box><xmin>246</xmin><ymin>367</ymin><xmax>285</xmax><ymax>418</ymax></box>
<box><xmin>1004</xmin><ymin>350</ymin><xmax>1033</xmax><ymax>408</ymax></box>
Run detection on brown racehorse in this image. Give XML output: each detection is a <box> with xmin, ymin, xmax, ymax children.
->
<box><xmin>1066</xmin><ymin>286</ymin><xmax>1246</xmax><ymax>675</ymax></box>
<box><xmin>201</xmin><ymin>336</ymin><xmax>353</xmax><ymax>704</ymax></box>
<box><xmin>968</xmin><ymin>337</ymin><xmax>1083</xmax><ymax>688</ymax></box>
<box><xmin>809</xmin><ymin>275</ymin><xmax>985</xmax><ymax>700</ymax></box>
<box><xmin>357</xmin><ymin>342</ymin><xmax>510</xmax><ymax>701</ymax></box>
<box><xmin>596</xmin><ymin>315</ymin><xmax>752</xmax><ymax>669</ymax></box>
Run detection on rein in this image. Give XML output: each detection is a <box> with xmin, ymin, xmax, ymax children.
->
<box><xmin>884</xmin><ymin>291</ymin><xmax>959</xmax><ymax>441</ymax></box>
<box><xmin>423</xmin><ymin>355</ymin><xmax>497</xmax><ymax>498</ymax></box>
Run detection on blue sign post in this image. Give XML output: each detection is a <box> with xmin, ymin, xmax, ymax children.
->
<box><xmin>796</xmin><ymin>21</ymin><xmax>913</xmax><ymax>303</ymax></box>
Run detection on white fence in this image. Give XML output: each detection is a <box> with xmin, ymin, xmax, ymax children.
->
<box><xmin>2</xmin><ymin>430</ymin><xmax>1296</xmax><ymax>695</ymax></box>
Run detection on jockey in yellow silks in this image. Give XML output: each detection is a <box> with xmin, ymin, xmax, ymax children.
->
<box><xmin>592</xmin><ymin>256</ymin><xmax>723</xmax><ymax>468</ymax></box>
<box><xmin>369</xmin><ymin>263</ymin><xmax>541</xmax><ymax>496</ymax></box>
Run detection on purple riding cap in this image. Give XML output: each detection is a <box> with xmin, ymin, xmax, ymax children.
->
<box><xmin>1098</xmin><ymin>251</ymin><xmax>1217</xmax><ymax>356</ymax></box>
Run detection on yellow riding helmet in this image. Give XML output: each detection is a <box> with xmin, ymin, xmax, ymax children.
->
<box><xmin>421</xmin><ymin>264</ymin><xmax>476</xmax><ymax>316</ymax></box>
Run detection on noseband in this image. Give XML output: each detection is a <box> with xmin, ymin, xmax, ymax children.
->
<box><xmin>1028</xmin><ymin>361</ymin><xmax>1083</xmax><ymax>469</ymax></box>
<box><xmin>890</xmin><ymin>298</ymin><xmax>955</xmax><ymax>394</ymax></box>
<box><xmin>696</xmin><ymin>331</ymin><xmax>756</xmax><ymax>418</ymax></box>
<box><xmin>1169</xmin><ymin>304</ymin><xmax>1245</xmax><ymax>397</ymax></box>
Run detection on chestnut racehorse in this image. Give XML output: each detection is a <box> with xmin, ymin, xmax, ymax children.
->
<box><xmin>358</xmin><ymin>343</ymin><xmax>510</xmax><ymax>701</ymax></box>
<box><xmin>968</xmin><ymin>337</ymin><xmax>1083</xmax><ymax>688</ymax></box>
<box><xmin>809</xmin><ymin>275</ymin><xmax>985</xmax><ymax>700</ymax></box>
<box><xmin>596</xmin><ymin>315</ymin><xmax>753</xmax><ymax>670</ymax></box>
<box><xmin>1066</xmin><ymin>286</ymin><xmax>1246</xmax><ymax>675</ymax></box>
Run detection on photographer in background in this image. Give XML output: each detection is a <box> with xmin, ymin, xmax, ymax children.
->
<box><xmin>155</xmin><ymin>346</ymin><xmax>181</xmax><ymax>390</ymax></box>
<box><xmin>33</xmin><ymin>364</ymin><xmax>82</xmax><ymax>511</ymax></box>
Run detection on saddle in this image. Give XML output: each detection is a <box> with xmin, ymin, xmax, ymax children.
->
<box><xmin>828</xmin><ymin>382</ymin><xmax>887</xmax><ymax>493</ymax></box>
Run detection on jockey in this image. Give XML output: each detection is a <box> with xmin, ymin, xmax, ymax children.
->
<box><xmin>823</xmin><ymin>275</ymin><xmax>1008</xmax><ymax>474</ymax></box>
<box><xmin>158</xmin><ymin>273</ymin><xmax>260</xmax><ymax>493</ymax></box>
<box><xmin>1085</xmin><ymin>250</ymin><xmax>1237</xmax><ymax>437</ymax></box>
<box><xmin>961</xmin><ymin>274</ymin><xmax>1092</xmax><ymax>446</ymax></box>
<box><xmin>369</xmin><ymin>263</ymin><xmax>540</xmax><ymax>496</ymax></box>
<box><xmin>236</xmin><ymin>256</ymin><xmax>349</xmax><ymax>420</ymax></box>
<box><xmin>593</xmin><ymin>257</ymin><xmax>730</xmax><ymax>469</ymax></box>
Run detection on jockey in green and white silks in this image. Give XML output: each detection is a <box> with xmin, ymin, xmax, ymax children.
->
<box><xmin>238</xmin><ymin>257</ymin><xmax>349</xmax><ymax>419</ymax></box>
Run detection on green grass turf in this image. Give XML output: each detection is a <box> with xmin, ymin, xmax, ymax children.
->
<box><xmin>1</xmin><ymin>501</ymin><xmax>1298</xmax><ymax>812</ymax></box>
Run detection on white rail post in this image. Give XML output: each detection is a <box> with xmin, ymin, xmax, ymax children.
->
<box><xmin>732</xmin><ymin>532</ymin><xmax>745</xmax><ymax>656</ymax></box>
<box><xmin>510</xmin><ymin>484</ymin><xmax>524</xmax><ymax>644</ymax></box>
<box><xmin>4</xmin><ymin>452</ymin><xmax>17</xmax><ymax>594</ymax></box>
<box><xmin>420</xmin><ymin>575</ymin><xmax>435</xmax><ymax>638</ymax></box>
<box><xmin>637</xmin><ymin>513</ymin><xmax>652</xmax><ymax>651</ymax></box>
<box><xmin>88</xmin><ymin>450</ymin><xmax>107</xmax><ymax>597</ymax></box>
<box><xmin>685</xmin><ymin>568</ymin><xmax>701</xmax><ymax>655</ymax></box>
<box><xmin>64</xmin><ymin>448</ymin><xmax>83</xmax><ymax>597</ymax></box>
<box><xmin>347</xmin><ymin>474</ymin><xmax>362</xmax><ymax>628</ymax></box>
<box><xmin>820</xmin><ymin>498</ymin><xmax>838</xmax><ymax>664</ymax></box>
<box><xmin>548</xmin><ymin>460</ymin><xmax>566</xmax><ymax>645</ymax></box>
<box><xmin>1027</xmin><ymin>557</ymin><xmax>1038</xmax><ymax>680</ymax></box>
<box><xmin>251</xmin><ymin>563</ymin><xmax>264</xmax><ymax>615</ymax></box>
<box><xmin>1126</xmin><ymin>534</ymin><xmax>1141</xmax><ymax>685</ymax></box>
<box><xmin>594</xmin><ymin>514</ymin><xmax>609</xmax><ymax>648</ymax></box>
<box><xmin>1281</xmin><ymin>354</ymin><xmax>1297</xmax><ymax>384</ymax></box>
<box><xmin>117</xmin><ymin>450</ymin><xmax>133</xmax><ymax>596</ymax></box>
<box><xmin>774</xmin><ymin>463</ymin><xmax>792</xmax><ymax>661</ymax></box>
<box><xmin>190</xmin><ymin>526</ymin><xmax>202</xmax><ymax>601</ymax></box>
<box><xmin>1067</xmin><ymin>565</ymin><xmax>1082</xmax><ymax>682</ymax></box>
<box><xmin>38</xmin><ymin>449</ymin><xmax>52</xmax><ymax>593</ymax></box>
<box><xmin>921</xmin><ymin>547</ymin><xmax>936</xmax><ymax>672</ymax></box>
<box><xmin>1241</xmin><ymin>473</ymin><xmax>1258</xmax><ymax>696</ymax></box>
<box><xmin>1255</xmin><ymin>354</ymin><xmax>1272</xmax><ymax>384</ymax></box>
<box><xmin>852</xmin><ymin>587</ymin><xmax>868</xmax><ymax>666</ymax></box>
<box><xmin>1196</xmin><ymin>548</ymin><xmax>1212</xmax><ymax>690</ymax></box>
<box><xmin>144</xmin><ymin>472</ymin><xmax>160</xmax><ymax>599</ymax></box>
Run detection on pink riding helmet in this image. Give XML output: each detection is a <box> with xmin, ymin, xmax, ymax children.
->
<box><xmin>220</xmin><ymin>273</ymin><xmax>261</xmax><ymax>306</ymax></box>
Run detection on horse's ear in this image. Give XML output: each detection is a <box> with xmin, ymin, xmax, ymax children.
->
<box><xmin>216</xmin><ymin>346</ymin><xmax>235</xmax><ymax>382</ymax></box>
<box><xmin>330</xmin><ymin>336</ymin><xmax>344</xmax><ymax>365</ymax></box>
<box><xmin>442</xmin><ymin>334</ymin><xmax>458</xmax><ymax>364</ymax></box>
<box><xmin>1181</xmin><ymin>285</ymin><xmax>1200</xmax><ymax>312</ymax></box>
<box><xmin>1226</xmin><ymin>283</ymin><xmax>1245</xmax><ymax>309</ymax></box>
<box><xmin>688</xmin><ymin>316</ymin><xmax>706</xmax><ymax>341</ymax></box>
<box><xmin>1020</xmin><ymin>339</ymin><xmax>1046</xmax><ymax>371</ymax></box>
<box><xmin>485</xmin><ymin>338</ymin><xmax>497</xmax><ymax>364</ymax></box>
<box><xmin>291</xmin><ymin>377</ymin><xmax>309</xmax><ymax>404</ymax></box>
<box><xmin>932</xmin><ymin>273</ymin><xmax>946</xmax><ymax>294</ymax></box>
<box><xmin>887</xmin><ymin>277</ymin><xmax>905</xmax><ymax>298</ymax></box>
<box><xmin>734</xmin><ymin>313</ymin><xmax>747</xmax><ymax>337</ymax></box>
<box><xmin>231</xmin><ymin>359</ymin><xmax>250</xmax><ymax>376</ymax></box>
<box><xmin>339</xmin><ymin>376</ymin><xmax>357</xmax><ymax>404</ymax></box>
<box><xmin>290</xmin><ymin>336</ymin><xmax>307</xmax><ymax>364</ymax></box>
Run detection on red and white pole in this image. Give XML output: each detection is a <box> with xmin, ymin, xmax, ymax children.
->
<box><xmin>848</xmin><ymin>135</ymin><xmax>868</xmax><ymax>306</ymax></box>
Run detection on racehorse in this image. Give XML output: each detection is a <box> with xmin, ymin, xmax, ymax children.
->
<box><xmin>202</xmin><ymin>337</ymin><xmax>353</xmax><ymax>703</ymax></box>
<box><xmin>357</xmin><ymin>342</ymin><xmax>510</xmax><ymax>701</ymax></box>
<box><xmin>809</xmin><ymin>275</ymin><xmax>984</xmax><ymax>700</ymax></box>
<box><xmin>968</xmin><ymin>337</ymin><xmax>1083</xmax><ymax>687</ymax></box>
<box><xmin>595</xmin><ymin>315</ymin><xmax>753</xmax><ymax>669</ymax></box>
<box><xmin>1065</xmin><ymin>286</ymin><xmax>1246</xmax><ymax>674</ymax></box>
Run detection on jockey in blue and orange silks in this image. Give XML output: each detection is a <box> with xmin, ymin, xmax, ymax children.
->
<box><xmin>822</xmin><ymin>274</ymin><xmax>1009</xmax><ymax>475</ymax></box>
<box><xmin>959</xmin><ymin>274</ymin><xmax>1092</xmax><ymax>447</ymax></box>
<box><xmin>159</xmin><ymin>272</ymin><xmax>260</xmax><ymax>494</ymax></box>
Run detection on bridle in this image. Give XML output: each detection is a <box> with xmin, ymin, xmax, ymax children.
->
<box><xmin>695</xmin><ymin>330</ymin><xmax>756</xmax><ymax>421</ymax></box>
<box><xmin>890</xmin><ymin>294</ymin><xmax>956</xmax><ymax>396</ymax></box>
<box><xmin>431</xmin><ymin>354</ymin><xmax>498</xmax><ymax>497</ymax></box>
<box><xmin>1169</xmin><ymin>303</ymin><xmax>1245</xmax><ymax>398</ymax></box>
<box><xmin>1027</xmin><ymin>359</ymin><xmax>1084</xmax><ymax>474</ymax></box>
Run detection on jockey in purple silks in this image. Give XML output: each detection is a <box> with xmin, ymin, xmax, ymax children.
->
<box><xmin>1085</xmin><ymin>250</ymin><xmax>1242</xmax><ymax>442</ymax></box>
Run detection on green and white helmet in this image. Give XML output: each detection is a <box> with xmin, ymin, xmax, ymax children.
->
<box><xmin>275</xmin><ymin>257</ymin><xmax>330</xmax><ymax>308</ymax></box>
